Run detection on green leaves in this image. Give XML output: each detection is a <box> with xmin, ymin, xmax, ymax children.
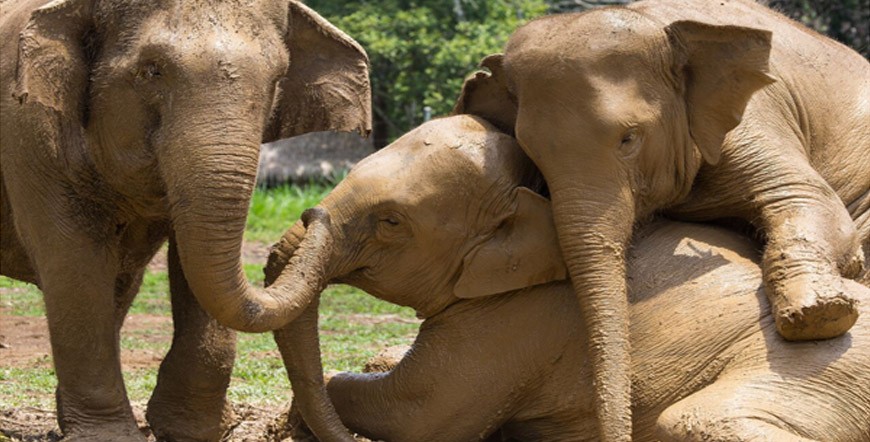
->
<box><xmin>308</xmin><ymin>0</ymin><xmax>548</xmax><ymax>143</ymax></box>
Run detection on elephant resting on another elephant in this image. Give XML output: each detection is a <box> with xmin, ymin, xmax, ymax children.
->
<box><xmin>454</xmin><ymin>1</ymin><xmax>870</xmax><ymax>438</ymax></box>
<box><xmin>268</xmin><ymin>115</ymin><xmax>870</xmax><ymax>441</ymax></box>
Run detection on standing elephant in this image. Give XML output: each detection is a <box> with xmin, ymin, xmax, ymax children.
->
<box><xmin>268</xmin><ymin>115</ymin><xmax>870</xmax><ymax>441</ymax></box>
<box><xmin>452</xmin><ymin>0</ymin><xmax>870</xmax><ymax>439</ymax></box>
<box><xmin>0</xmin><ymin>0</ymin><xmax>369</xmax><ymax>440</ymax></box>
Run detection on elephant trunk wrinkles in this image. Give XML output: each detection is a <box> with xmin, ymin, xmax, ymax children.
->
<box><xmin>265</xmin><ymin>219</ymin><xmax>308</xmax><ymax>285</ymax></box>
<box><xmin>162</xmin><ymin>123</ymin><xmax>333</xmax><ymax>333</ymax></box>
<box><xmin>549</xmin><ymin>184</ymin><xmax>634</xmax><ymax>442</ymax></box>
<box><xmin>267</xmin><ymin>220</ymin><xmax>356</xmax><ymax>442</ymax></box>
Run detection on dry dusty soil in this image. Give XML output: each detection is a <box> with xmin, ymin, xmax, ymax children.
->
<box><xmin>1</xmin><ymin>243</ymin><xmax>382</xmax><ymax>441</ymax></box>
<box><xmin>0</xmin><ymin>314</ymin><xmax>307</xmax><ymax>442</ymax></box>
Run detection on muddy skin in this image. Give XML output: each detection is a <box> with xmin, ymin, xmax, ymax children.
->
<box><xmin>0</xmin><ymin>0</ymin><xmax>369</xmax><ymax>440</ymax></box>
<box><xmin>453</xmin><ymin>1</ymin><xmax>869</xmax><ymax>439</ymax></box>
<box><xmin>321</xmin><ymin>222</ymin><xmax>870</xmax><ymax>442</ymax></box>
<box><xmin>271</xmin><ymin>116</ymin><xmax>870</xmax><ymax>442</ymax></box>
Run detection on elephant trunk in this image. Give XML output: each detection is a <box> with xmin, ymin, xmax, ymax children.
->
<box><xmin>549</xmin><ymin>183</ymin><xmax>634</xmax><ymax>442</ymax></box>
<box><xmin>268</xmin><ymin>220</ymin><xmax>356</xmax><ymax>442</ymax></box>
<box><xmin>265</xmin><ymin>219</ymin><xmax>309</xmax><ymax>283</ymax></box>
<box><xmin>160</xmin><ymin>114</ymin><xmax>332</xmax><ymax>333</ymax></box>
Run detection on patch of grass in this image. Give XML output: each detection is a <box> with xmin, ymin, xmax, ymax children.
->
<box><xmin>125</xmin><ymin>368</ymin><xmax>160</xmax><ymax>406</ymax></box>
<box><xmin>319</xmin><ymin>284</ymin><xmax>419</xmax><ymax>372</ymax></box>
<box><xmin>231</xmin><ymin>332</ymin><xmax>290</xmax><ymax>405</ymax></box>
<box><xmin>0</xmin><ymin>367</ymin><xmax>56</xmax><ymax>409</ymax></box>
<box><xmin>130</xmin><ymin>270</ymin><xmax>171</xmax><ymax>316</ymax></box>
<box><xmin>245</xmin><ymin>182</ymin><xmax>336</xmax><ymax>243</ymax></box>
<box><xmin>0</xmin><ymin>278</ymin><xmax>43</xmax><ymax>316</ymax></box>
<box><xmin>228</xmin><ymin>284</ymin><xmax>418</xmax><ymax>404</ymax></box>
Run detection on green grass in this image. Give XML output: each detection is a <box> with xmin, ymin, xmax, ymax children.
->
<box><xmin>0</xmin><ymin>182</ymin><xmax>419</xmax><ymax>408</ymax></box>
<box><xmin>245</xmin><ymin>182</ymin><xmax>337</xmax><ymax>242</ymax></box>
<box><xmin>0</xmin><ymin>277</ymin><xmax>43</xmax><ymax>316</ymax></box>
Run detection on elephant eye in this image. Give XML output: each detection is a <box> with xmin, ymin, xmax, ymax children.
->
<box><xmin>380</xmin><ymin>216</ymin><xmax>400</xmax><ymax>226</ymax></box>
<box><xmin>618</xmin><ymin>128</ymin><xmax>642</xmax><ymax>158</ymax></box>
<box><xmin>375</xmin><ymin>211</ymin><xmax>410</xmax><ymax>240</ymax></box>
<box><xmin>138</xmin><ymin>62</ymin><xmax>162</xmax><ymax>80</ymax></box>
<box><xmin>146</xmin><ymin>64</ymin><xmax>161</xmax><ymax>78</ymax></box>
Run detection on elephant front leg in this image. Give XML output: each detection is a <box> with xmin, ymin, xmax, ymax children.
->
<box><xmin>37</xmin><ymin>245</ymin><xmax>144</xmax><ymax>441</ymax></box>
<box><xmin>146</xmin><ymin>235</ymin><xmax>237</xmax><ymax>441</ymax></box>
<box><xmin>759</xmin><ymin>181</ymin><xmax>865</xmax><ymax>341</ymax></box>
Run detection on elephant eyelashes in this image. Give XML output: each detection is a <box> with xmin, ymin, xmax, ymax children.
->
<box><xmin>376</xmin><ymin>212</ymin><xmax>411</xmax><ymax>240</ymax></box>
<box><xmin>619</xmin><ymin>128</ymin><xmax>642</xmax><ymax>158</ymax></box>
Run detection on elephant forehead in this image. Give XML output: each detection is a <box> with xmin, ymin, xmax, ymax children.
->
<box><xmin>348</xmin><ymin>149</ymin><xmax>486</xmax><ymax>204</ymax></box>
<box><xmin>344</xmin><ymin>115</ymin><xmax>527</xmax><ymax>212</ymax></box>
<box><xmin>508</xmin><ymin>8</ymin><xmax>668</xmax><ymax>74</ymax></box>
<box><xmin>99</xmin><ymin>0</ymin><xmax>283</xmax><ymax>40</ymax></box>
<box><xmin>99</xmin><ymin>2</ymin><xmax>286</xmax><ymax>76</ymax></box>
<box><xmin>353</xmin><ymin>116</ymin><xmax>510</xmax><ymax>181</ymax></box>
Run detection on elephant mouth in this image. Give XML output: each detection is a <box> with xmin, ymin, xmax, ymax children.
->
<box><xmin>331</xmin><ymin>266</ymin><xmax>371</xmax><ymax>286</ymax></box>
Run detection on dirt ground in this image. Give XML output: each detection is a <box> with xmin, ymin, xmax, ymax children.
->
<box><xmin>0</xmin><ymin>242</ymin><xmax>376</xmax><ymax>441</ymax></box>
<box><xmin>0</xmin><ymin>314</ymin><xmax>305</xmax><ymax>442</ymax></box>
<box><xmin>0</xmin><ymin>402</ymin><xmax>296</xmax><ymax>442</ymax></box>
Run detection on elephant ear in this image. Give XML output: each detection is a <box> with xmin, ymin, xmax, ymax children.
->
<box><xmin>454</xmin><ymin>187</ymin><xmax>566</xmax><ymax>299</ymax></box>
<box><xmin>264</xmin><ymin>1</ymin><xmax>372</xmax><ymax>142</ymax></box>
<box><xmin>14</xmin><ymin>0</ymin><xmax>93</xmax><ymax>119</ymax></box>
<box><xmin>666</xmin><ymin>20</ymin><xmax>775</xmax><ymax>165</ymax></box>
<box><xmin>452</xmin><ymin>54</ymin><xmax>517</xmax><ymax>135</ymax></box>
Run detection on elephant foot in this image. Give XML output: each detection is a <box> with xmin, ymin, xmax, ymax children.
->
<box><xmin>267</xmin><ymin>402</ymin><xmax>315</xmax><ymax>442</ymax></box>
<box><xmin>61</xmin><ymin>420</ymin><xmax>146</xmax><ymax>442</ymax></box>
<box><xmin>773</xmin><ymin>274</ymin><xmax>862</xmax><ymax>341</ymax></box>
<box><xmin>146</xmin><ymin>394</ymin><xmax>234</xmax><ymax>442</ymax></box>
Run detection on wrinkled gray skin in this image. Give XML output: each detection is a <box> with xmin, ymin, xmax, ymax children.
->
<box><xmin>271</xmin><ymin>115</ymin><xmax>870</xmax><ymax>442</ymax></box>
<box><xmin>0</xmin><ymin>0</ymin><xmax>369</xmax><ymax>440</ymax></box>
<box><xmin>454</xmin><ymin>2</ymin><xmax>869</xmax><ymax>439</ymax></box>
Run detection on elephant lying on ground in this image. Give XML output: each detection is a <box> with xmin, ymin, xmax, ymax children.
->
<box><xmin>454</xmin><ymin>1</ymin><xmax>870</xmax><ymax>437</ymax></box>
<box><xmin>268</xmin><ymin>115</ymin><xmax>870</xmax><ymax>442</ymax></box>
<box><xmin>0</xmin><ymin>0</ymin><xmax>368</xmax><ymax>440</ymax></box>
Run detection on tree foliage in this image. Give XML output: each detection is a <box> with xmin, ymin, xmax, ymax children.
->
<box><xmin>762</xmin><ymin>0</ymin><xmax>869</xmax><ymax>58</ymax></box>
<box><xmin>306</xmin><ymin>0</ymin><xmax>549</xmax><ymax>145</ymax></box>
<box><xmin>554</xmin><ymin>0</ymin><xmax>869</xmax><ymax>57</ymax></box>
<box><xmin>308</xmin><ymin>0</ymin><xmax>867</xmax><ymax>146</ymax></box>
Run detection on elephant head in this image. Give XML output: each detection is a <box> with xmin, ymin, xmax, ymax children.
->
<box><xmin>265</xmin><ymin>115</ymin><xmax>568</xmax><ymax>438</ymax></box>
<box><xmin>452</xmin><ymin>10</ymin><xmax>774</xmax><ymax>441</ymax></box>
<box><xmin>268</xmin><ymin>115</ymin><xmax>566</xmax><ymax>318</ymax></box>
<box><xmin>12</xmin><ymin>0</ymin><xmax>370</xmax><ymax>332</ymax></box>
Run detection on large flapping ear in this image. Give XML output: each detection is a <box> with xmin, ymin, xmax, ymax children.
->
<box><xmin>14</xmin><ymin>0</ymin><xmax>93</xmax><ymax>118</ymax></box>
<box><xmin>666</xmin><ymin>20</ymin><xmax>775</xmax><ymax>165</ymax></box>
<box><xmin>451</xmin><ymin>54</ymin><xmax>517</xmax><ymax>135</ymax></box>
<box><xmin>454</xmin><ymin>187</ymin><xmax>567</xmax><ymax>299</ymax></box>
<box><xmin>264</xmin><ymin>1</ymin><xmax>372</xmax><ymax>142</ymax></box>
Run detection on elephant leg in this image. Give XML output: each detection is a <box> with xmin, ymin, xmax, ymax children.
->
<box><xmin>37</xmin><ymin>245</ymin><xmax>143</xmax><ymax>441</ymax></box>
<box><xmin>317</xmin><ymin>318</ymin><xmax>529</xmax><ymax>442</ymax></box>
<box><xmin>274</xmin><ymin>297</ymin><xmax>357</xmax><ymax>442</ymax></box>
<box><xmin>757</xmin><ymin>177</ymin><xmax>864</xmax><ymax>341</ymax></box>
<box><xmin>146</xmin><ymin>235</ymin><xmax>237</xmax><ymax>442</ymax></box>
<box><xmin>679</xmin><ymin>135</ymin><xmax>864</xmax><ymax>341</ymax></box>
